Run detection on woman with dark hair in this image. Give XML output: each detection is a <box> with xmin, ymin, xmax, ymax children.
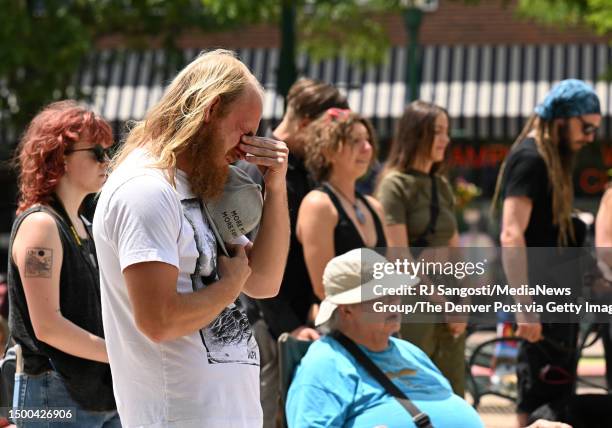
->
<box><xmin>375</xmin><ymin>100</ymin><xmax>465</xmax><ymax>396</ymax></box>
<box><xmin>8</xmin><ymin>100</ymin><xmax>119</xmax><ymax>426</ymax></box>
<box><xmin>296</xmin><ymin>108</ymin><xmax>387</xmax><ymax>302</ymax></box>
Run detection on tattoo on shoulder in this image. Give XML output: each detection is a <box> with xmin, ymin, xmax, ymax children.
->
<box><xmin>25</xmin><ymin>247</ymin><xmax>53</xmax><ymax>278</ymax></box>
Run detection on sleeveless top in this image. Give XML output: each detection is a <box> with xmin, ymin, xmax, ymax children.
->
<box><xmin>320</xmin><ymin>185</ymin><xmax>387</xmax><ymax>256</ymax></box>
<box><xmin>7</xmin><ymin>196</ymin><xmax>116</xmax><ymax>411</ymax></box>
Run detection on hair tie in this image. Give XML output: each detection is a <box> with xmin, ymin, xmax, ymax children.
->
<box><xmin>326</xmin><ymin>108</ymin><xmax>351</xmax><ymax>122</ymax></box>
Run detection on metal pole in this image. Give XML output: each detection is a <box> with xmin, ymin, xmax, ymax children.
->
<box><xmin>277</xmin><ymin>0</ymin><xmax>297</xmax><ymax>102</ymax></box>
<box><xmin>403</xmin><ymin>7</ymin><xmax>423</xmax><ymax>103</ymax></box>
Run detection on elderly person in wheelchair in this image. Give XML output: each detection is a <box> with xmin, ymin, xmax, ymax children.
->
<box><xmin>285</xmin><ymin>249</ymin><xmax>574</xmax><ymax>428</ymax></box>
<box><xmin>285</xmin><ymin>248</ymin><xmax>484</xmax><ymax>428</ymax></box>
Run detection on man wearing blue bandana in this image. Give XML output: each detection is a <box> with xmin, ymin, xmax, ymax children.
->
<box><xmin>492</xmin><ymin>79</ymin><xmax>601</xmax><ymax>426</ymax></box>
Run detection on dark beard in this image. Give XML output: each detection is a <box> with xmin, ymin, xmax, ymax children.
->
<box><xmin>189</xmin><ymin>125</ymin><xmax>229</xmax><ymax>200</ymax></box>
<box><xmin>557</xmin><ymin>122</ymin><xmax>575</xmax><ymax>173</ymax></box>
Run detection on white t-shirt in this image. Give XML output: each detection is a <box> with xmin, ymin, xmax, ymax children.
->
<box><xmin>93</xmin><ymin>149</ymin><xmax>261</xmax><ymax>428</ymax></box>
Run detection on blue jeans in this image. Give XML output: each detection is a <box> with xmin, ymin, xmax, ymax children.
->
<box><xmin>12</xmin><ymin>370</ymin><xmax>121</xmax><ymax>427</ymax></box>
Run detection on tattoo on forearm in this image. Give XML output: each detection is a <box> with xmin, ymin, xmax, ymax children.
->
<box><xmin>25</xmin><ymin>247</ymin><xmax>53</xmax><ymax>278</ymax></box>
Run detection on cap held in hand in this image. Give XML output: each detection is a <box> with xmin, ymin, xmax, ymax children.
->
<box><xmin>204</xmin><ymin>165</ymin><xmax>263</xmax><ymax>256</ymax></box>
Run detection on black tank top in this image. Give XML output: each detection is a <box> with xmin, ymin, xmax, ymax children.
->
<box><xmin>7</xmin><ymin>197</ymin><xmax>116</xmax><ymax>411</ymax></box>
<box><xmin>320</xmin><ymin>185</ymin><xmax>387</xmax><ymax>256</ymax></box>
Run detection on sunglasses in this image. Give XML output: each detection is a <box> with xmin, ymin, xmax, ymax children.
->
<box><xmin>66</xmin><ymin>144</ymin><xmax>112</xmax><ymax>163</ymax></box>
<box><xmin>577</xmin><ymin>116</ymin><xmax>599</xmax><ymax>136</ymax></box>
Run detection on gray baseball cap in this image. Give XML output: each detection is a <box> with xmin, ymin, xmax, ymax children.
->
<box><xmin>204</xmin><ymin>165</ymin><xmax>263</xmax><ymax>256</ymax></box>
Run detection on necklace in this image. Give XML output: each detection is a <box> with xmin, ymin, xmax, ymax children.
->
<box><xmin>49</xmin><ymin>194</ymin><xmax>98</xmax><ymax>270</ymax></box>
<box><xmin>325</xmin><ymin>182</ymin><xmax>367</xmax><ymax>225</ymax></box>
<box><xmin>69</xmin><ymin>225</ymin><xmax>82</xmax><ymax>247</ymax></box>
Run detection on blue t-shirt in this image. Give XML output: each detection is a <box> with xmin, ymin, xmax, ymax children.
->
<box><xmin>286</xmin><ymin>336</ymin><xmax>483</xmax><ymax>428</ymax></box>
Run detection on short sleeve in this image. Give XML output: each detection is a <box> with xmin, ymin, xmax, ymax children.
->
<box><xmin>104</xmin><ymin>175</ymin><xmax>182</xmax><ymax>271</ymax></box>
<box><xmin>438</xmin><ymin>176</ymin><xmax>456</xmax><ymax>210</ymax></box>
<box><xmin>376</xmin><ymin>173</ymin><xmax>414</xmax><ymax>225</ymax></box>
<box><xmin>286</xmin><ymin>341</ymin><xmax>357</xmax><ymax>428</ymax></box>
<box><xmin>286</xmin><ymin>385</ymin><xmax>347</xmax><ymax>428</ymax></box>
<box><xmin>502</xmin><ymin>149</ymin><xmax>547</xmax><ymax>202</ymax></box>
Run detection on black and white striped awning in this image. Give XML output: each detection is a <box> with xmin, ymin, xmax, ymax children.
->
<box><xmin>62</xmin><ymin>43</ymin><xmax>612</xmax><ymax>140</ymax></box>
<box><xmin>420</xmin><ymin>44</ymin><xmax>612</xmax><ymax>140</ymax></box>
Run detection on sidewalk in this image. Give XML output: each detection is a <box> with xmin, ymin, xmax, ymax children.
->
<box><xmin>468</xmin><ymin>332</ymin><xmax>608</xmax><ymax>428</ymax></box>
<box><xmin>475</xmin><ymin>394</ymin><xmax>516</xmax><ymax>428</ymax></box>
<box><xmin>476</xmin><ymin>384</ymin><xmax>609</xmax><ymax>428</ymax></box>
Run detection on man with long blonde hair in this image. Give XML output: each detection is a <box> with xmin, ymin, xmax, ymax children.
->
<box><xmin>93</xmin><ymin>49</ymin><xmax>289</xmax><ymax>427</ymax></box>
<box><xmin>493</xmin><ymin>79</ymin><xmax>601</xmax><ymax>426</ymax></box>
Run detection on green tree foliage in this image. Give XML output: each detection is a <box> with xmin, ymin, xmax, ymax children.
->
<box><xmin>0</xmin><ymin>0</ymin><xmax>270</xmax><ymax>139</ymax></box>
<box><xmin>8</xmin><ymin>0</ymin><xmax>607</xmax><ymax>142</ymax></box>
<box><xmin>298</xmin><ymin>0</ymin><xmax>397</xmax><ymax>64</ymax></box>
<box><xmin>0</xmin><ymin>0</ymin><xmax>400</xmax><ymax>142</ymax></box>
<box><xmin>515</xmin><ymin>0</ymin><xmax>612</xmax><ymax>35</ymax></box>
<box><xmin>1</xmin><ymin>0</ymin><xmax>93</xmax><ymax>135</ymax></box>
<box><xmin>203</xmin><ymin>0</ymin><xmax>401</xmax><ymax>64</ymax></box>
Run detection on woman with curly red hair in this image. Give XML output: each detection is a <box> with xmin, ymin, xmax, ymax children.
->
<box><xmin>8</xmin><ymin>100</ymin><xmax>120</xmax><ymax>426</ymax></box>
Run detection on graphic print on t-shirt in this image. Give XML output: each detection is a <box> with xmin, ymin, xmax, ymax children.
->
<box><xmin>181</xmin><ymin>198</ymin><xmax>259</xmax><ymax>366</ymax></box>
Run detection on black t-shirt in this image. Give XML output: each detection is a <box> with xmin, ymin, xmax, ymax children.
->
<box><xmin>235</xmin><ymin>139</ymin><xmax>317</xmax><ymax>338</ymax></box>
<box><xmin>501</xmin><ymin>138</ymin><xmax>558</xmax><ymax>247</ymax></box>
<box><xmin>257</xmin><ymin>152</ymin><xmax>317</xmax><ymax>338</ymax></box>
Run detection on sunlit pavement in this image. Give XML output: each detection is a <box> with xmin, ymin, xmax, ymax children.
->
<box><xmin>468</xmin><ymin>331</ymin><xmax>607</xmax><ymax>428</ymax></box>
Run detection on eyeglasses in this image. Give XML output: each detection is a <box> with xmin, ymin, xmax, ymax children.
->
<box><xmin>577</xmin><ymin>116</ymin><xmax>599</xmax><ymax>136</ymax></box>
<box><xmin>65</xmin><ymin>144</ymin><xmax>112</xmax><ymax>163</ymax></box>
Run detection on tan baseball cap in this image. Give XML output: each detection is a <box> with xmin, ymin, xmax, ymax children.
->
<box><xmin>315</xmin><ymin>248</ymin><xmax>419</xmax><ymax>326</ymax></box>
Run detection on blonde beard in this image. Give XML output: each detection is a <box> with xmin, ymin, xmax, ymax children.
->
<box><xmin>189</xmin><ymin>125</ymin><xmax>229</xmax><ymax>200</ymax></box>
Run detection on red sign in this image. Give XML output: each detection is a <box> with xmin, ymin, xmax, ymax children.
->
<box><xmin>449</xmin><ymin>144</ymin><xmax>509</xmax><ymax>169</ymax></box>
<box><xmin>448</xmin><ymin>143</ymin><xmax>611</xmax><ymax>195</ymax></box>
